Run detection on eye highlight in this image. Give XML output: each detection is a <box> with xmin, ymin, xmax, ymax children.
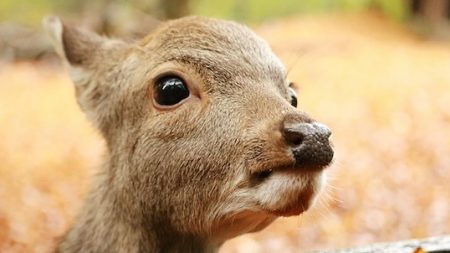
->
<box><xmin>288</xmin><ymin>87</ymin><xmax>297</xmax><ymax>108</ymax></box>
<box><xmin>154</xmin><ymin>75</ymin><xmax>190</xmax><ymax>106</ymax></box>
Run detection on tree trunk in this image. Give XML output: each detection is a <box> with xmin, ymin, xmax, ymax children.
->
<box><xmin>158</xmin><ymin>0</ymin><xmax>190</xmax><ymax>19</ymax></box>
<box><xmin>420</xmin><ymin>0</ymin><xmax>449</xmax><ymax>24</ymax></box>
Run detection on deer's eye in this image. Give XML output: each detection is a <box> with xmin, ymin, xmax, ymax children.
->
<box><xmin>288</xmin><ymin>88</ymin><xmax>297</xmax><ymax>108</ymax></box>
<box><xmin>154</xmin><ymin>76</ymin><xmax>190</xmax><ymax>106</ymax></box>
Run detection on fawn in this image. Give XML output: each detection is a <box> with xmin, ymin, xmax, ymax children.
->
<box><xmin>43</xmin><ymin>15</ymin><xmax>334</xmax><ymax>253</ymax></box>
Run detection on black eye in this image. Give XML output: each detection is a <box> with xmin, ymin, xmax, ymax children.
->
<box><xmin>154</xmin><ymin>76</ymin><xmax>190</xmax><ymax>106</ymax></box>
<box><xmin>288</xmin><ymin>88</ymin><xmax>297</xmax><ymax>108</ymax></box>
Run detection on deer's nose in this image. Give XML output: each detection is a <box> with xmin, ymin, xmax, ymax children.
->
<box><xmin>283</xmin><ymin>122</ymin><xmax>334</xmax><ymax>168</ymax></box>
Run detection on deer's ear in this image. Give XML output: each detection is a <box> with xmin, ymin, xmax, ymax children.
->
<box><xmin>43</xmin><ymin>16</ymin><xmax>103</xmax><ymax>66</ymax></box>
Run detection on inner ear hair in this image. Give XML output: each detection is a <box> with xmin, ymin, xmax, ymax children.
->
<box><xmin>288</xmin><ymin>81</ymin><xmax>300</xmax><ymax>92</ymax></box>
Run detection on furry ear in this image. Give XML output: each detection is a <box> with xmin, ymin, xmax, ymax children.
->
<box><xmin>42</xmin><ymin>16</ymin><xmax>122</xmax><ymax>141</ymax></box>
<box><xmin>43</xmin><ymin>16</ymin><xmax>103</xmax><ymax>66</ymax></box>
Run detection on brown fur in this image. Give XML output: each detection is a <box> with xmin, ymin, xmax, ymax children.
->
<box><xmin>43</xmin><ymin>16</ymin><xmax>333</xmax><ymax>253</ymax></box>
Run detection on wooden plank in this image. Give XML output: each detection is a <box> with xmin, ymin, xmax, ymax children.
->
<box><xmin>314</xmin><ymin>235</ymin><xmax>450</xmax><ymax>253</ymax></box>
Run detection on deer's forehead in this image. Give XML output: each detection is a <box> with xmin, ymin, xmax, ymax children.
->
<box><xmin>141</xmin><ymin>17</ymin><xmax>262</xmax><ymax>51</ymax></box>
<box><xmin>138</xmin><ymin>18</ymin><xmax>287</xmax><ymax>92</ymax></box>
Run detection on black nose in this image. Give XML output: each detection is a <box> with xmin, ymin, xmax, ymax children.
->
<box><xmin>283</xmin><ymin>123</ymin><xmax>334</xmax><ymax>168</ymax></box>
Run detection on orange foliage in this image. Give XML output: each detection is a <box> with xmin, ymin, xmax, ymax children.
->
<box><xmin>1</xmin><ymin>13</ymin><xmax>449</xmax><ymax>252</ymax></box>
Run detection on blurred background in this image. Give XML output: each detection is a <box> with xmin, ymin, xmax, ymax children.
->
<box><xmin>1</xmin><ymin>0</ymin><xmax>449</xmax><ymax>252</ymax></box>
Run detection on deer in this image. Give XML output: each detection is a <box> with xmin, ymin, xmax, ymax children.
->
<box><xmin>43</xmin><ymin>15</ymin><xmax>334</xmax><ymax>253</ymax></box>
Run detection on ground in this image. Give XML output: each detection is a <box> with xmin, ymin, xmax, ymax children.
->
<box><xmin>0</xmin><ymin>12</ymin><xmax>449</xmax><ymax>253</ymax></box>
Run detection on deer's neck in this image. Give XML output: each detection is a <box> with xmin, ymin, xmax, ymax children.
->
<box><xmin>57</xmin><ymin>157</ymin><xmax>219</xmax><ymax>253</ymax></box>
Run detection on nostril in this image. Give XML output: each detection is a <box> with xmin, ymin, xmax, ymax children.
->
<box><xmin>283</xmin><ymin>128</ymin><xmax>305</xmax><ymax>147</ymax></box>
<box><xmin>291</xmin><ymin>135</ymin><xmax>303</xmax><ymax>146</ymax></box>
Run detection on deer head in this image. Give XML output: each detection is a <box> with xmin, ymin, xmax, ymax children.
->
<box><xmin>44</xmin><ymin>16</ymin><xmax>333</xmax><ymax>253</ymax></box>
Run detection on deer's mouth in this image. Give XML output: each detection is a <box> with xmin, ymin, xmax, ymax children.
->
<box><xmin>252</xmin><ymin>165</ymin><xmax>327</xmax><ymax>181</ymax></box>
<box><xmin>253</xmin><ymin>168</ymin><xmax>274</xmax><ymax>180</ymax></box>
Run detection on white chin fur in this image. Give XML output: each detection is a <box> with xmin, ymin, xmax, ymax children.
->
<box><xmin>207</xmin><ymin>171</ymin><xmax>326</xmax><ymax>242</ymax></box>
<box><xmin>254</xmin><ymin>170</ymin><xmax>325</xmax><ymax>212</ymax></box>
